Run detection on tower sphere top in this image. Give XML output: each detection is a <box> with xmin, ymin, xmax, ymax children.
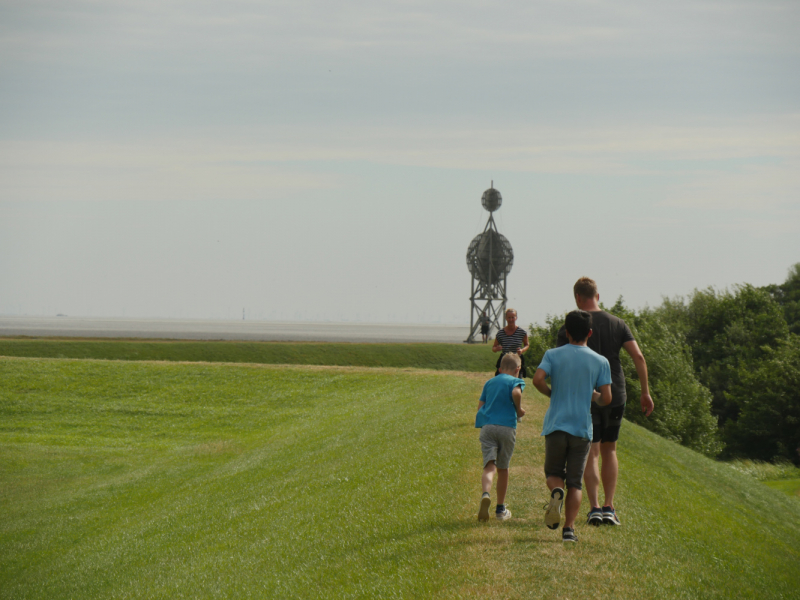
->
<box><xmin>481</xmin><ymin>187</ymin><xmax>502</xmax><ymax>212</ymax></box>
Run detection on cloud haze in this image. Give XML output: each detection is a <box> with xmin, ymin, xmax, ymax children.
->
<box><xmin>1</xmin><ymin>0</ymin><xmax>799</xmax><ymax>325</ymax></box>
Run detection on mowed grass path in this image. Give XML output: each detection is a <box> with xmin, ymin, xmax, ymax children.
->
<box><xmin>2</xmin><ymin>357</ymin><xmax>799</xmax><ymax>599</ymax></box>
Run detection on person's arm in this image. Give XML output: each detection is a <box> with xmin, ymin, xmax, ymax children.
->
<box><xmin>477</xmin><ymin>400</ymin><xmax>485</xmax><ymax>411</ymax></box>
<box><xmin>622</xmin><ymin>340</ymin><xmax>654</xmax><ymax>417</ymax></box>
<box><xmin>517</xmin><ymin>332</ymin><xmax>529</xmax><ymax>355</ymax></box>
<box><xmin>512</xmin><ymin>386</ymin><xmax>525</xmax><ymax>418</ymax></box>
<box><xmin>595</xmin><ymin>384</ymin><xmax>612</xmax><ymax>406</ymax></box>
<box><xmin>492</xmin><ymin>336</ymin><xmax>502</xmax><ymax>353</ymax></box>
<box><xmin>532</xmin><ymin>368</ymin><xmax>551</xmax><ymax>398</ymax></box>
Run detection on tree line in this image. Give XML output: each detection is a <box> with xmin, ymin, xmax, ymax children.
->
<box><xmin>524</xmin><ymin>263</ymin><xmax>800</xmax><ymax>464</ymax></box>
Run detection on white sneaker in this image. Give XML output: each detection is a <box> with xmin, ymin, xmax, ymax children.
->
<box><xmin>544</xmin><ymin>487</ymin><xmax>564</xmax><ymax>530</ymax></box>
<box><xmin>496</xmin><ymin>507</ymin><xmax>512</xmax><ymax>521</ymax></box>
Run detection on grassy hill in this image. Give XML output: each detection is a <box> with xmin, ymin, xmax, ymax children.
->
<box><xmin>0</xmin><ymin>337</ymin><xmax>498</xmax><ymax>372</ymax></box>
<box><xmin>1</xmin><ymin>355</ymin><xmax>799</xmax><ymax>599</ymax></box>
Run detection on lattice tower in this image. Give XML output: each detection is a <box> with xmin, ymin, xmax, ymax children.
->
<box><xmin>465</xmin><ymin>184</ymin><xmax>514</xmax><ymax>343</ymax></box>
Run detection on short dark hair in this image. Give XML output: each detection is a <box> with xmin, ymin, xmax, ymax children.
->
<box><xmin>565</xmin><ymin>310</ymin><xmax>592</xmax><ymax>342</ymax></box>
<box><xmin>573</xmin><ymin>277</ymin><xmax>598</xmax><ymax>300</ymax></box>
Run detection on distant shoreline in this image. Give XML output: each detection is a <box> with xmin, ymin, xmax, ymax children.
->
<box><xmin>0</xmin><ymin>316</ymin><xmax>471</xmax><ymax>344</ymax></box>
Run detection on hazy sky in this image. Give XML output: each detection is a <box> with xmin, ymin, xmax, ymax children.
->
<box><xmin>2</xmin><ymin>0</ymin><xmax>799</xmax><ymax>326</ymax></box>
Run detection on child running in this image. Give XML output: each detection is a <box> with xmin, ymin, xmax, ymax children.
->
<box><xmin>532</xmin><ymin>310</ymin><xmax>612</xmax><ymax>542</ymax></box>
<box><xmin>476</xmin><ymin>352</ymin><xmax>526</xmax><ymax>521</ymax></box>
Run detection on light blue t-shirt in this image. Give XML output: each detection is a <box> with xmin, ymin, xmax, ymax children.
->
<box><xmin>475</xmin><ymin>374</ymin><xmax>526</xmax><ymax>429</ymax></box>
<box><xmin>538</xmin><ymin>344</ymin><xmax>612</xmax><ymax>439</ymax></box>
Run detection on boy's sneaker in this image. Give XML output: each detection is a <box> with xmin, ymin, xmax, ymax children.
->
<box><xmin>544</xmin><ymin>487</ymin><xmax>564</xmax><ymax>530</ymax></box>
<box><xmin>496</xmin><ymin>505</ymin><xmax>512</xmax><ymax>521</ymax></box>
<box><xmin>602</xmin><ymin>506</ymin><xmax>621</xmax><ymax>525</ymax></box>
<box><xmin>587</xmin><ymin>507</ymin><xmax>604</xmax><ymax>526</ymax></box>
<box><xmin>478</xmin><ymin>492</ymin><xmax>491</xmax><ymax>522</ymax></box>
<box><xmin>562</xmin><ymin>526</ymin><xmax>578</xmax><ymax>542</ymax></box>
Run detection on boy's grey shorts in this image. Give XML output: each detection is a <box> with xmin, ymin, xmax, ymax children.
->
<box><xmin>480</xmin><ymin>424</ymin><xmax>516</xmax><ymax>469</ymax></box>
<box><xmin>544</xmin><ymin>430</ymin><xmax>592</xmax><ymax>490</ymax></box>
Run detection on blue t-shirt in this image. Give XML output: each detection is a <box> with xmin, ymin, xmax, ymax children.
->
<box><xmin>475</xmin><ymin>374</ymin><xmax>526</xmax><ymax>429</ymax></box>
<box><xmin>538</xmin><ymin>344</ymin><xmax>612</xmax><ymax>439</ymax></box>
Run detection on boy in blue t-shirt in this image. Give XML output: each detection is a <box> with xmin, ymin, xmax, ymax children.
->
<box><xmin>532</xmin><ymin>310</ymin><xmax>612</xmax><ymax>542</ymax></box>
<box><xmin>475</xmin><ymin>353</ymin><xmax>526</xmax><ymax>521</ymax></box>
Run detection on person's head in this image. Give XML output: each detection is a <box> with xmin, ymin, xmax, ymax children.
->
<box><xmin>505</xmin><ymin>308</ymin><xmax>517</xmax><ymax>324</ymax></box>
<box><xmin>573</xmin><ymin>277</ymin><xmax>599</xmax><ymax>308</ymax></box>
<box><xmin>499</xmin><ymin>352</ymin><xmax>521</xmax><ymax>375</ymax></box>
<box><xmin>565</xmin><ymin>310</ymin><xmax>593</xmax><ymax>343</ymax></box>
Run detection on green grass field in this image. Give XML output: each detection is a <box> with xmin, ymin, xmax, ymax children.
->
<box><xmin>2</xmin><ymin>352</ymin><xmax>799</xmax><ymax>599</ymax></box>
<box><xmin>0</xmin><ymin>337</ymin><xmax>498</xmax><ymax>372</ymax></box>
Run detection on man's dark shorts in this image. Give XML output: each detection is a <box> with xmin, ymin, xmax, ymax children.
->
<box><xmin>591</xmin><ymin>403</ymin><xmax>625</xmax><ymax>443</ymax></box>
<box><xmin>544</xmin><ymin>431</ymin><xmax>591</xmax><ymax>490</ymax></box>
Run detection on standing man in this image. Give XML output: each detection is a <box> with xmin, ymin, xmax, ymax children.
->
<box><xmin>479</xmin><ymin>312</ymin><xmax>491</xmax><ymax>344</ymax></box>
<box><xmin>493</xmin><ymin>308</ymin><xmax>530</xmax><ymax>377</ymax></box>
<box><xmin>556</xmin><ymin>277</ymin><xmax>654</xmax><ymax>526</ymax></box>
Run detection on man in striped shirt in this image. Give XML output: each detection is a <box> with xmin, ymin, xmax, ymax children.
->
<box><xmin>492</xmin><ymin>308</ymin><xmax>530</xmax><ymax>377</ymax></box>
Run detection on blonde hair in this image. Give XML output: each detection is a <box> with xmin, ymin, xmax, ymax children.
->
<box><xmin>505</xmin><ymin>308</ymin><xmax>518</xmax><ymax>317</ymax></box>
<box><xmin>500</xmin><ymin>353</ymin><xmax>522</xmax><ymax>372</ymax></box>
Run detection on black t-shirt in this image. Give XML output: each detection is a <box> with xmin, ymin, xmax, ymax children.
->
<box><xmin>557</xmin><ymin>311</ymin><xmax>634</xmax><ymax>407</ymax></box>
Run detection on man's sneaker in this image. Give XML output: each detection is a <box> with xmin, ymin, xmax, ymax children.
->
<box><xmin>544</xmin><ymin>487</ymin><xmax>564</xmax><ymax>530</ymax></box>
<box><xmin>602</xmin><ymin>506</ymin><xmax>621</xmax><ymax>525</ymax></box>
<box><xmin>562</xmin><ymin>526</ymin><xmax>578</xmax><ymax>542</ymax></box>
<box><xmin>587</xmin><ymin>507</ymin><xmax>604</xmax><ymax>526</ymax></box>
<box><xmin>478</xmin><ymin>492</ymin><xmax>491</xmax><ymax>522</ymax></box>
<box><xmin>496</xmin><ymin>506</ymin><xmax>512</xmax><ymax>521</ymax></box>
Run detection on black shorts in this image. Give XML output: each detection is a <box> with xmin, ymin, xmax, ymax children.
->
<box><xmin>591</xmin><ymin>403</ymin><xmax>625</xmax><ymax>443</ymax></box>
<box><xmin>495</xmin><ymin>353</ymin><xmax>526</xmax><ymax>378</ymax></box>
<box><xmin>480</xmin><ymin>325</ymin><xmax>489</xmax><ymax>334</ymax></box>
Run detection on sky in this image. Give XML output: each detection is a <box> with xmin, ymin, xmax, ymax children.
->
<box><xmin>1</xmin><ymin>0</ymin><xmax>799</xmax><ymax>326</ymax></box>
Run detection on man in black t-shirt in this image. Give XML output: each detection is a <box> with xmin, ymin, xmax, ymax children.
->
<box><xmin>556</xmin><ymin>277</ymin><xmax>654</xmax><ymax>526</ymax></box>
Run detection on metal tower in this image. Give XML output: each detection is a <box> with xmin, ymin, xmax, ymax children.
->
<box><xmin>465</xmin><ymin>184</ymin><xmax>514</xmax><ymax>343</ymax></box>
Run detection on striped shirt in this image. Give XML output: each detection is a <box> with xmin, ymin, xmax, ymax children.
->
<box><xmin>496</xmin><ymin>326</ymin><xmax>527</xmax><ymax>353</ymax></box>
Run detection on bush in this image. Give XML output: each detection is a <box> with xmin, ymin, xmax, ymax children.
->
<box><xmin>723</xmin><ymin>335</ymin><xmax>800</xmax><ymax>464</ymax></box>
<box><xmin>608</xmin><ymin>302</ymin><xmax>722</xmax><ymax>456</ymax></box>
<box><xmin>681</xmin><ymin>285</ymin><xmax>789</xmax><ymax>425</ymax></box>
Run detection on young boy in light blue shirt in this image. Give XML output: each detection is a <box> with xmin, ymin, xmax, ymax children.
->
<box><xmin>532</xmin><ymin>310</ymin><xmax>612</xmax><ymax>542</ymax></box>
<box><xmin>476</xmin><ymin>352</ymin><xmax>526</xmax><ymax>521</ymax></box>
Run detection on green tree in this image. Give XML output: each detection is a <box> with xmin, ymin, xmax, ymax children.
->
<box><xmin>724</xmin><ymin>335</ymin><xmax>800</xmax><ymax>464</ymax></box>
<box><xmin>681</xmin><ymin>285</ymin><xmax>789</xmax><ymax>425</ymax></box>
<box><xmin>607</xmin><ymin>300</ymin><xmax>722</xmax><ymax>456</ymax></box>
<box><xmin>764</xmin><ymin>263</ymin><xmax>800</xmax><ymax>335</ymax></box>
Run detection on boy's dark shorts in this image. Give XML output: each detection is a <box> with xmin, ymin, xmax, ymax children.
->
<box><xmin>544</xmin><ymin>431</ymin><xmax>591</xmax><ymax>490</ymax></box>
<box><xmin>591</xmin><ymin>403</ymin><xmax>625</xmax><ymax>444</ymax></box>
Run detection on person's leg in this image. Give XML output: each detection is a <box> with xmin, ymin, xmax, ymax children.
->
<box><xmin>583</xmin><ymin>442</ymin><xmax>602</xmax><ymax>507</ymax></box>
<box><xmin>496</xmin><ymin>468</ymin><xmax>509</xmax><ymax>505</ymax></box>
<box><xmin>600</xmin><ymin>441</ymin><xmax>618</xmax><ymax>507</ymax></box>
<box><xmin>563</xmin><ymin>488</ymin><xmax>582</xmax><ymax>529</ymax></box>
<box><xmin>546</xmin><ymin>475</ymin><xmax>565</xmax><ymax>491</ymax></box>
<box><xmin>563</xmin><ymin>435</ymin><xmax>591</xmax><ymax>529</ymax></box>
<box><xmin>482</xmin><ymin>460</ymin><xmax>497</xmax><ymax>494</ymax></box>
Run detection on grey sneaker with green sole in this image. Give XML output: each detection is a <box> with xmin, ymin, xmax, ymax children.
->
<box><xmin>544</xmin><ymin>487</ymin><xmax>564</xmax><ymax>530</ymax></box>
<box><xmin>478</xmin><ymin>493</ymin><xmax>491</xmax><ymax>522</ymax></box>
